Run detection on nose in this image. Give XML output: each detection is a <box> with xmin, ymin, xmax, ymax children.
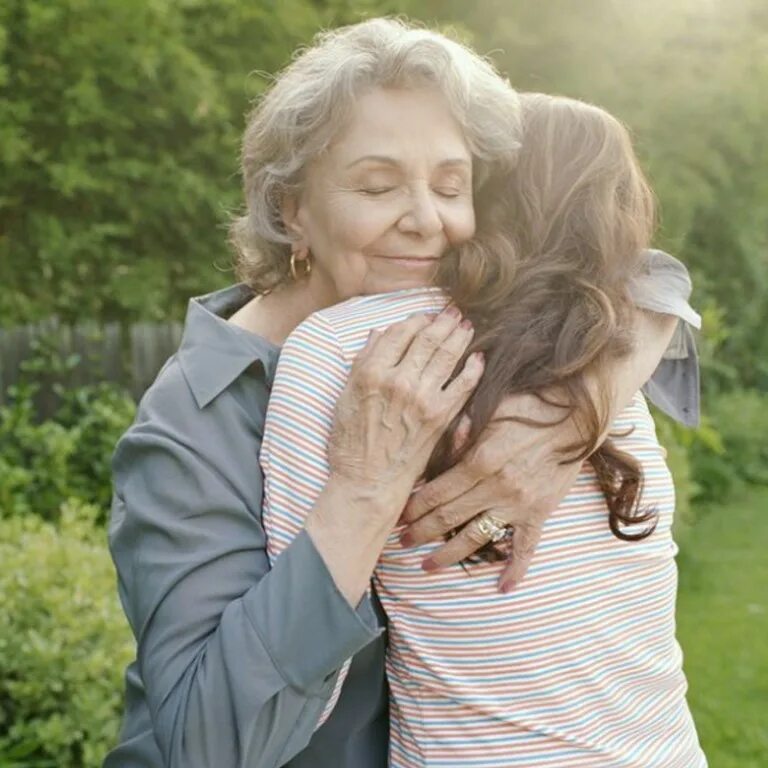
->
<box><xmin>397</xmin><ymin>185</ymin><xmax>443</xmax><ymax>238</ymax></box>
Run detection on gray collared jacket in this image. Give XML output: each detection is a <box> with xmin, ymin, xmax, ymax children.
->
<box><xmin>104</xmin><ymin>251</ymin><xmax>700</xmax><ymax>768</ymax></box>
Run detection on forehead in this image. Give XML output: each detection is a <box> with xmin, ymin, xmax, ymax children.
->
<box><xmin>328</xmin><ymin>86</ymin><xmax>471</xmax><ymax>164</ymax></box>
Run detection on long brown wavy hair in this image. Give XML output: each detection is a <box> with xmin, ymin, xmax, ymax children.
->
<box><xmin>431</xmin><ymin>93</ymin><xmax>658</xmax><ymax>557</ymax></box>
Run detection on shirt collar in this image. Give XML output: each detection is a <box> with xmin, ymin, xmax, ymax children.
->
<box><xmin>631</xmin><ymin>249</ymin><xmax>702</xmax><ymax>330</ymax></box>
<box><xmin>177</xmin><ymin>284</ymin><xmax>280</xmax><ymax>408</ymax></box>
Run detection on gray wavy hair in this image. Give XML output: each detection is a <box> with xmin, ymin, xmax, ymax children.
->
<box><xmin>230</xmin><ymin>17</ymin><xmax>522</xmax><ymax>293</ymax></box>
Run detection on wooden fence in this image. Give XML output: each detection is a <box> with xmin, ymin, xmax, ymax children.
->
<box><xmin>0</xmin><ymin>319</ymin><xmax>184</xmax><ymax>414</ymax></box>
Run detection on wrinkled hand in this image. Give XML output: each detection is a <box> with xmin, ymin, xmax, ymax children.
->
<box><xmin>399</xmin><ymin>393</ymin><xmax>585</xmax><ymax>592</ymax></box>
<box><xmin>328</xmin><ymin>305</ymin><xmax>484</xmax><ymax>517</ymax></box>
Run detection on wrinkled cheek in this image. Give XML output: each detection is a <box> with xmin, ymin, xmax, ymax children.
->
<box><xmin>447</xmin><ymin>207</ymin><xmax>476</xmax><ymax>247</ymax></box>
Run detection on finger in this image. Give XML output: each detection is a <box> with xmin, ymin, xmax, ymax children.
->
<box><xmin>451</xmin><ymin>414</ymin><xmax>472</xmax><ymax>458</ymax></box>
<box><xmin>419</xmin><ymin>513</ymin><xmax>498</xmax><ymax>572</ymax></box>
<box><xmin>357</xmin><ymin>313</ymin><xmax>434</xmax><ymax>369</ymax></box>
<box><xmin>399</xmin><ymin>501</ymin><xmax>477</xmax><ymax>548</ymax></box>
<box><xmin>401</xmin><ymin>479</ymin><xmax>504</xmax><ymax>546</ymax></box>
<box><xmin>348</xmin><ymin>329</ymin><xmax>382</xmax><ymax>376</ymax></box>
<box><xmin>498</xmin><ymin>524</ymin><xmax>543</xmax><ymax>593</ymax></box>
<box><xmin>396</xmin><ymin>304</ymin><xmax>464</xmax><ymax>372</ymax></box>
<box><xmin>417</xmin><ymin>319</ymin><xmax>475</xmax><ymax>389</ymax></box>
<box><xmin>400</xmin><ymin>461</ymin><xmax>480</xmax><ymax>524</ymax></box>
<box><xmin>441</xmin><ymin>351</ymin><xmax>484</xmax><ymax>417</ymax></box>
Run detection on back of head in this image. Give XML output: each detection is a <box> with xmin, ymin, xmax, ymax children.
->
<box><xmin>443</xmin><ymin>93</ymin><xmax>654</xmax><ymax>316</ymax></box>
<box><xmin>512</xmin><ymin>93</ymin><xmax>654</xmax><ymax>283</ymax></box>
<box><xmin>433</xmin><ymin>94</ymin><xmax>658</xmax><ymax>545</ymax></box>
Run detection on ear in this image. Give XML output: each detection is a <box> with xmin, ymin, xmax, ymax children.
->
<box><xmin>280</xmin><ymin>193</ymin><xmax>307</xmax><ymax>245</ymax></box>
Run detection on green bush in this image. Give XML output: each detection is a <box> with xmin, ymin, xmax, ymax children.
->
<box><xmin>690</xmin><ymin>389</ymin><xmax>768</xmax><ymax>502</ymax></box>
<box><xmin>0</xmin><ymin>501</ymin><xmax>134</xmax><ymax>768</ymax></box>
<box><xmin>653</xmin><ymin>389</ymin><xmax>768</xmax><ymax>529</ymax></box>
<box><xmin>0</xmin><ymin>381</ymin><xmax>135</xmax><ymax>521</ymax></box>
<box><xmin>54</xmin><ymin>384</ymin><xmax>137</xmax><ymax>510</ymax></box>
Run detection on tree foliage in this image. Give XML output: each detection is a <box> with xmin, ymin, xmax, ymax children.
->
<box><xmin>1</xmin><ymin>0</ymin><xmax>766</xmax><ymax>390</ymax></box>
<box><xmin>0</xmin><ymin>0</ymin><xmax>326</xmax><ymax>323</ymax></box>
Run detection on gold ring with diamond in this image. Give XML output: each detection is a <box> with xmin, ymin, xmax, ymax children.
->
<box><xmin>474</xmin><ymin>512</ymin><xmax>513</xmax><ymax>543</ymax></box>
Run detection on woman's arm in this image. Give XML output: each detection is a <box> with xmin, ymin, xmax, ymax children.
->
<box><xmin>399</xmin><ymin>310</ymin><xmax>675</xmax><ymax>583</ymax></box>
<box><xmin>400</xmin><ymin>250</ymin><xmax>700</xmax><ymax>589</ymax></box>
<box><xmin>265</xmin><ymin>307</ymin><xmax>482</xmax><ymax>606</ymax></box>
<box><xmin>107</xmin><ymin>366</ymin><xmax>381</xmax><ymax>768</ymax></box>
<box><xmin>108</xmin><ymin>307</ymin><xmax>481</xmax><ymax>768</ymax></box>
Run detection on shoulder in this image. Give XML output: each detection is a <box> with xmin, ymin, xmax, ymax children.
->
<box><xmin>287</xmin><ymin>287</ymin><xmax>448</xmax><ymax>364</ymax></box>
<box><xmin>113</xmin><ymin>354</ymin><xmax>270</xmax><ymax>498</ymax></box>
<box><xmin>315</xmin><ymin>286</ymin><xmax>447</xmax><ymax>328</ymax></box>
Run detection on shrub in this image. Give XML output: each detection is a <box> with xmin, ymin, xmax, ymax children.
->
<box><xmin>690</xmin><ymin>389</ymin><xmax>768</xmax><ymax>502</ymax></box>
<box><xmin>0</xmin><ymin>381</ymin><xmax>135</xmax><ymax>522</ymax></box>
<box><xmin>55</xmin><ymin>383</ymin><xmax>137</xmax><ymax>510</ymax></box>
<box><xmin>0</xmin><ymin>501</ymin><xmax>134</xmax><ymax>768</ymax></box>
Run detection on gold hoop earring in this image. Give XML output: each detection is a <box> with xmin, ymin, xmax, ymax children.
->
<box><xmin>290</xmin><ymin>248</ymin><xmax>312</xmax><ymax>281</ymax></box>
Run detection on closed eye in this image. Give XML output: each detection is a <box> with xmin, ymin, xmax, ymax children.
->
<box><xmin>360</xmin><ymin>187</ymin><xmax>395</xmax><ymax>196</ymax></box>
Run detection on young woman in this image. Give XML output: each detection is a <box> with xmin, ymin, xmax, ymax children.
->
<box><xmin>261</xmin><ymin>93</ymin><xmax>707</xmax><ymax>767</ymax></box>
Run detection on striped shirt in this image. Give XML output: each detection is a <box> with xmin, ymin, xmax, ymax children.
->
<box><xmin>262</xmin><ymin>287</ymin><xmax>706</xmax><ymax>767</ymax></box>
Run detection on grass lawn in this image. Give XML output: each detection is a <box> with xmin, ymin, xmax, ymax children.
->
<box><xmin>676</xmin><ymin>486</ymin><xmax>768</xmax><ymax>767</ymax></box>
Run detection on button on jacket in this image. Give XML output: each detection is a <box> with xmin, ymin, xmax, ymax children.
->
<box><xmin>105</xmin><ymin>251</ymin><xmax>701</xmax><ymax>768</ymax></box>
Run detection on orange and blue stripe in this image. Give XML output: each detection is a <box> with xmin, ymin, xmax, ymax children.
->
<box><xmin>262</xmin><ymin>287</ymin><xmax>706</xmax><ymax>767</ymax></box>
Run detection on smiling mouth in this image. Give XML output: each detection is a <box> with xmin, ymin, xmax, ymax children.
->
<box><xmin>375</xmin><ymin>255</ymin><xmax>439</xmax><ymax>266</ymax></box>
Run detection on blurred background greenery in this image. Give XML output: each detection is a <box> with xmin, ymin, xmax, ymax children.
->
<box><xmin>0</xmin><ymin>1</ymin><xmax>765</xmax><ymax>766</ymax></box>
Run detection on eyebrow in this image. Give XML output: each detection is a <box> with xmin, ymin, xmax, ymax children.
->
<box><xmin>345</xmin><ymin>155</ymin><xmax>471</xmax><ymax>170</ymax></box>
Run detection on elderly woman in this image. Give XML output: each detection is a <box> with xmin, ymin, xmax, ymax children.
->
<box><xmin>105</xmin><ymin>19</ymin><xmax>700</xmax><ymax>768</ymax></box>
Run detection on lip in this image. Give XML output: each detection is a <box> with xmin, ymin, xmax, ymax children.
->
<box><xmin>373</xmin><ymin>255</ymin><xmax>439</xmax><ymax>269</ymax></box>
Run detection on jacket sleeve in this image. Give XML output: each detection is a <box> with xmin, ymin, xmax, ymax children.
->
<box><xmin>631</xmin><ymin>249</ymin><xmax>702</xmax><ymax>427</ymax></box>
<box><xmin>107</xmin><ymin>359</ymin><xmax>384</xmax><ymax>768</ymax></box>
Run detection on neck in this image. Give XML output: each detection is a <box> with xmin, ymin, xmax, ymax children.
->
<box><xmin>229</xmin><ymin>279</ymin><xmax>333</xmax><ymax>345</ymax></box>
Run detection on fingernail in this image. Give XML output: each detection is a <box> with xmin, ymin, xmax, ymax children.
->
<box><xmin>444</xmin><ymin>305</ymin><xmax>460</xmax><ymax>318</ymax></box>
<box><xmin>500</xmin><ymin>579</ymin><xmax>517</xmax><ymax>594</ymax></box>
<box><xmin>421</xmin><ymin>558</ymin><xmax>439</xmax><ymax>572</ymax></box>
<box><xmin>399</xmin><ymin>533</ymin><xmax>414</xmax><ymax>548</ymax></box>
<box><xmin>460</xmin><ymin>318</ymin><xmax>473</xmax><ymax>331</ymax></box>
